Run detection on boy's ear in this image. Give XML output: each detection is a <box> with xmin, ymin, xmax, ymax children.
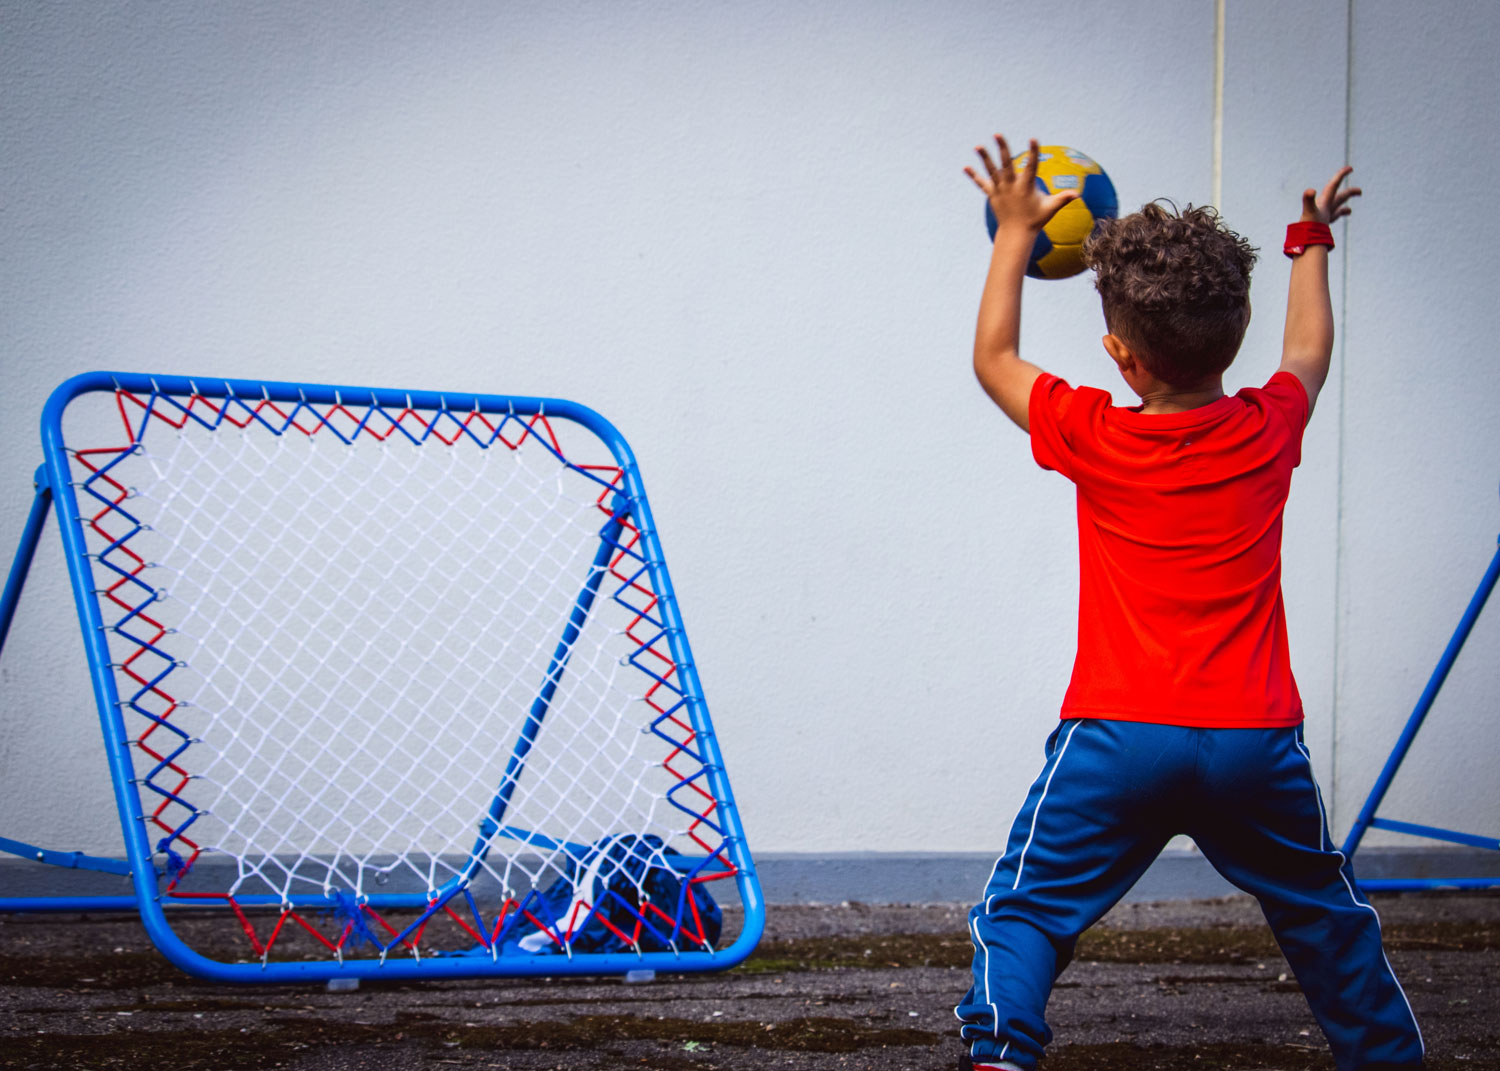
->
<box><xmin>1102</xmin><ymin>333</ymin><xmax>1135</xmax><ymax>371</ymax></box>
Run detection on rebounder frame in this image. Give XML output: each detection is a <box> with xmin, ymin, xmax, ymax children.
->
<box><xmin>1342</xmin><ymin>525</ymin><xmax>1500</xmax><ymax>892</ymax></box>
<box><xmin>0</xmin><ymin>371</ymin><xmax>764</xmax><ymax>981</ymax></box>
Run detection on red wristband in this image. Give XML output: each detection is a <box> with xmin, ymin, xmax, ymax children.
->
<box><xmin>1284</xmin><ymin>221</ymin><xmax>1334</xmax><ymax>258</ymax></box>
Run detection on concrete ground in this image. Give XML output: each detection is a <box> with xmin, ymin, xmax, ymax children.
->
<box><xmin>0</xmin><ymin>891</ymin><xmax>1495</xmax><ymax>1070</ymax></box>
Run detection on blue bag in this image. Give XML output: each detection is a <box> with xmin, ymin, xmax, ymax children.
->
<box><xmin>504</xmin><ymin>834</ymin><xmax>722</xmax><ymax>956</ymax></box>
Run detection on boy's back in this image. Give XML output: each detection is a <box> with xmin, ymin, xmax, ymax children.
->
<box><xmin>1031</xmin><ymin>370</ymin><xmax>1308</xmax><ymax>726</ymax></box>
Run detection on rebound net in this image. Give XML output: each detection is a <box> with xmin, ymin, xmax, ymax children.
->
<box><xmin>8</xmin><ymin>372</ymin><xmax>760</xmax><ymax>981</ymax></box>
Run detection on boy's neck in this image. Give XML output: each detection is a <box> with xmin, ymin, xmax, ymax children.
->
<box><xmin>1105</xmin><ymin>337</ymin><xmax>1228</xmax><ymax>415</ymax></box>
<box><xmin>1131</xmin><ymin>379</ymin><xmax>1225</xmax><ymax>415</ymax></box>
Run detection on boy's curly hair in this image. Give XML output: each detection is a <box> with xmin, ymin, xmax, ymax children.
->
<box><xmin>1083</xmin><ymin>202</ymin><xmax>1259</xmax><ymax>387</ymax></box>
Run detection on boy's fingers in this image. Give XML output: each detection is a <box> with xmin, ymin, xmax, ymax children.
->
<box><xmin>994</xmin><ymin>134</ymin><xmax>1013</xmax><ymax>173</ymax></box>
<box><xmin>1328</xmin><ymin>186</ymin><xmax>1361</xmax><ymax>221</ymax></box>
<box><xmin>963</xmin><ymin>166</ymin><xmax>992</xmax><ymax>194</ymax></box>
<box><xmin>1321</xmin><ymin>166</ymin><xmax>1353</xmax><ymax>204</ymax></box>
<box><xmin>1021</xmin><ymin>138</ymin><xmax>1040</xmax><ymax>183</ymax></box>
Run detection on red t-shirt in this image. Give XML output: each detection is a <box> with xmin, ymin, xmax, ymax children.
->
<box><xmin>1029</xmin><ymin>370</ymin><xmax>1309</xmax><ymax>728</ymax></box>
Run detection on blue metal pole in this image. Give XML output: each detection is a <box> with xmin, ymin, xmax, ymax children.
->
<box><xmin>0</xmin><ymin>897</ymin><xmax>139</xmax><ymax>913</ymax></box>
<box><xmin>37</xmin><ymin>376</ymin><xmax>212</xmax><ymax>970</ymax></box>
<box><xmin>455</xmin><ymin>501</ymin><xmax>631</xmax><ymax>888</ymax></box>
<box><xmin>613</xmin><ymin>457</ymin><xmax>764</xmax><ymax>954</ymax></box>
<box><xmin>1342</xmin><ymin>536</ymin><xmax>1500</xmax><ymax>858</ymax></box>
<box><xmin>0</xmin><ymin>465</ymin><xmax>53</xmax><ymax>660</ymax></box>
<box><xmin>1356</xmin><ymin>877</ymin><xmax>1500</xmax><ymax>893</ymax></box>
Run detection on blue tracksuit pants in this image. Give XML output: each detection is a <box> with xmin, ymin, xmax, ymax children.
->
<box><xmin>956</xmin><ymin>719</ymin><xmax>1424</xmax><ymax>1070</ymax></box>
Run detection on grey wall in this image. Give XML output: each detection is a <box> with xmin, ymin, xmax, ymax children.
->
<box><xmin>2</xmin><ymin>2</ymin><xmax>1496</xmax><ymax>872</ymax></box>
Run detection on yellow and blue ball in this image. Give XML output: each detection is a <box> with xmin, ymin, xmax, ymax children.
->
<box><xmin>985</xmin><ymin>146</ymin><xmax>1118</xmax><ymax>279</ymax></box>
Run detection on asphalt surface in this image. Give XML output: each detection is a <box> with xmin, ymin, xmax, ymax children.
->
<box><xmin>1</xmin><ymin>892</ymin><xmax>1495</xmax><ymax>1070</ymax></box>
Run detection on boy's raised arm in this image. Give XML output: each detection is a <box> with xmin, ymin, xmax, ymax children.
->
<box><xmin>965</xmin><ymin>136</ymin><xmax>1078</xmax><ymax>432</ymax></box>
<box><xmin>1279</xmin><ymin>166</ymin><xmax>1361</xmax><ymax>419</ymax></box>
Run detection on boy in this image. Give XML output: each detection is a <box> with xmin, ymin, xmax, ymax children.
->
<box><xmin>953</xmin><ymin>135</ymin><xmax>1423</xmax><ymax>1071</ymax></box>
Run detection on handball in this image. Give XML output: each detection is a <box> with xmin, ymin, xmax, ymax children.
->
<box><xmin>985</xmin><ymin>145</ymin><xmax>1118</xmax><ymax>279</ymax></box>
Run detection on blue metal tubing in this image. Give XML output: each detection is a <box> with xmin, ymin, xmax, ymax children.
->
<box><xmin>0</xmin><ymin>835</ymin><xmax>131</xmax><ymax>875</ymax></box>
<box><xmin>611</xmin><ymin>458</ymin><xmax>764</xmax><ymax>956</ymax></box>
<box><xmin>457</xmin><ymin>503</ymin><xmax>631</xmax><ymax>891</ymax></box>
<box><xmin>43</xmin><ymin>371</ymin><xmax>610</xmax><ymax>440</ymax></box>
<box><xmin>1368</xmin><ymin>818</ymin><xmax>1498</xmax><ymax>852</ymax></box>
<box><xmin>0</xmin><ymin>484</ymin><xmax>141</xmax><ymax>903</ymax></box>
<box><xmin>0</xmin><ymin>890</ymin><xmax>572</xmax><ymax>914</ymax></box>
<box><xmin>1357</xmin><ymin>878</ymin><xmax>1500</xmax><ymax>893</ymax></box>
<box><xmin>39</xmin><ymin>381</ymin><xmax>178</xmax><ymax>953</ymax></box>
<box><xmin>0</xmin><ymin>895</ymin><xmax>433</xmax><ymax>914</ymax></box>
<box><xmin>32</xmin><ymin>372</ymin><xmax>764</xmax><ymax>982</ymax></box>
<box><xmin>0</xmin><ymin>897</ymin><xmax>139</xmax><ymax>913</ymax></box>
<box><xmin>0</xmin><ymin>466</ymin><xmax>52</xmax><ymax>660</ymax></box>
<box><xmin>1341</xmin><ymin>537</ymin><xmax>1500</xmax><ymax>860</ymax></box>
<box><xmin>393</xmin><ymin>508</ymin><xmax>631</xmax><ymax>953</ymax></box>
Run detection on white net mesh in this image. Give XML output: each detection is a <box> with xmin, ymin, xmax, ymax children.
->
<box><xmin>61</xmin><ymin>386</ymin><xmax>732</xmax><ymax>956</ymax></box>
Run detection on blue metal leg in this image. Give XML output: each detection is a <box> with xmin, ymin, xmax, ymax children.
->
<box><xmin>0</xmin><ymin>466</ymin><xmax>158</xmax><ymax>902</ymax></box>
<box><xmin>0</xmin><ymin>466</ymin><xmax>52</xmax><ymax>660</ymax></box>
<box><xmin>454</xmin><ymin>500</ymin><xmax>631</xmax><ymax>889</ymax></box>
<box><xmin>1342</xmin><ymin>536</ymin><xmax>1500</xmax><ymax>877</ymax></box>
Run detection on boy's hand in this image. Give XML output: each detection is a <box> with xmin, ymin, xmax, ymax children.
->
<box><xmin>1301</xmin><ymin>166</ymin><xmax>1361</xmax><ymax>224</ymax></box>
<box><xmin>965</xmin><ymin>135</ymin><xmax>1079</xmax><ymax>234</ymax></box>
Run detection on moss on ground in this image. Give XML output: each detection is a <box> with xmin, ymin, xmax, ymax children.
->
<box><xmin>0</xmin><ymin>918</ymin><xmax>1492</xmax><ymax>988</ymax></box>
<box><xmin>738</xmin><ymin>918</ymin><xmax>1499</xmax><ymax>973</ymax></box>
